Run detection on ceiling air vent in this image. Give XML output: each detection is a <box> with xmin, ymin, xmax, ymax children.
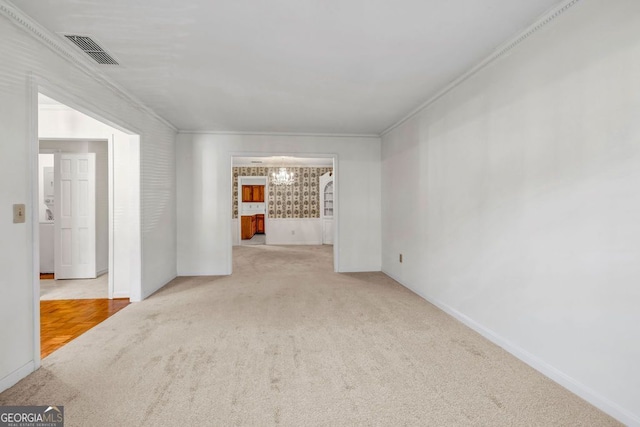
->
<box><xmin>64</xmin><ymin>35</ymin><xmax>118</xmax><ymax>65</ymax></box>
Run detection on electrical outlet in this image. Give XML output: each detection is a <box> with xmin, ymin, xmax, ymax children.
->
<box><xmin>399</xmin><ymin>253</ymin><xmax>403</xmax><ymax>263</ymax></box>
<box><xmin>291</xmin><ymin>230</ymin><xmax>295</xmax><ymax>235</ymax></box>
<box><xmin>13</xmin><ymin>204</ymin><xmax>26</xmax><ymax>223</ymax></box>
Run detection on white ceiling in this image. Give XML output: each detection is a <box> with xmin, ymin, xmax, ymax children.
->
<box><xmin>13</xmin><ymin>0</ymin><xmax>563</xmax><ymax>134</ymax></box>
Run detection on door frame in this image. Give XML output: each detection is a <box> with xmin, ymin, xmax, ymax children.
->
<box><xmin>28</xmin><ymin>75</ymin><xmax>142</xmax><ymax>366</ymax></box>
<box><xmin>229</xmin><ymin>153</ymin><xmax>338</xmax><ymax>273</ymax></box>
<box><xmin>40</xmin><ymin>140</ymin><xmax>112</xmax><ymax>292</ymax></box>
<box><xmin>237</xmin><ymin>176</ymin><xmax>268</xmax><ymax>246</ymax></box>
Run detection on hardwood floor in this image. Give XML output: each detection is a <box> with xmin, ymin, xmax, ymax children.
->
<box><xmin>40</xmin><ymin>298</ymin><xmax>130</xmax><ymax>359</ymax></box>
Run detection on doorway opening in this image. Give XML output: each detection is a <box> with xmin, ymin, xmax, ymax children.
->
<box><xmin>33</xmin><ymin>90</ymin><xmax>141</xmax><ymax>361</ymax></box>
<box><xmin>38</xmin><ymin>144</ymin><xmax>106</xmax><ymax>294</ymax></box>
<box><xmin>238</xmin><ymin>175</ymin><xmax>267</xmax><ymax>246</ymax></box>
<box><xmin>231</xmin><ymin>155</ymin><xmax>337</xmax><ymax>269</ymax></box>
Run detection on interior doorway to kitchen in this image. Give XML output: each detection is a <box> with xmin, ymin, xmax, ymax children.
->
<box><xmin>232</xmin><ymin>155</ymin><xmax>335</xmax><ymax>253</ymax></box>
<box><xmin>238</xmin><ymin>175</ymin><xmax>268</xmax><ymax>246</ymax></box>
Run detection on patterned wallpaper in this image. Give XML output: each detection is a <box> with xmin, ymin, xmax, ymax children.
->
<box><xmin>233</xmin><ymin>167</ymin><xmax>332</xmax><ymax>219</ymax></box>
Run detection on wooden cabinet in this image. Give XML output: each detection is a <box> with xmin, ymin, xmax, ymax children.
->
<box><xmin>241</xmin><ymin>216</ymin><xmax>255</xmax><ymax>240</ymax></box>
<box><xmin>256</xmin><ymin>214</ymin><xmax>264</xmax><ymax>234</ymax></box>
<box><xmin>241</xmin><ymin>185</ymin><xmax>265</xmax><ymax>202</ymax></box>
<box><xmin>255</xmin><ymin>186</ymin><xmax>264</xmax><ymax>202</ymax></box>
<box><xmin>241</xmin><ymin>214</ymin><xmax>265</xmax><ymax>239</ymax></box>
<box><xmin>242</xmin><ymin>186</ymin><xmax>252</xmax><ymax>202</ymax></box>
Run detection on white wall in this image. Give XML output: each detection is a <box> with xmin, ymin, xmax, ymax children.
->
<box><xmin>265</xmin><ymin>219</ymin><xmax>322</xmax><ymax>245</ymax></box>
<box><xmin>39</xmin><ymin>224</ymin><xmax>54</xmax><ymax>273</ymax></box>
<box><xmin>0</xmin><ymin>4</ymin><xmax>176</xmax><ymax>393</ymax></box>
<box><xmin>39</xmin><ymin>139</ymin><xmax>109</xmax><ymax>275</ymax></box>
<box><xmin>231</xmin><ymin>219</ymin><xmax>239</xmax><ymax>246</ymax></box>
<box><xmin>177</xmin><ymin>133</ymin><xmax>380</xmax><ymax>274</ymax></box>
<box><xmin>381</xmin><ymin>0</ymin><xmax>640</xmax><ymax>424</ymax></box>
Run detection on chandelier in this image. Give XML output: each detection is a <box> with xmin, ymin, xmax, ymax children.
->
<box><xmin>271</xmin><ymin>167</ymin><xmax>295</xmax><ymax>186</ymax></box>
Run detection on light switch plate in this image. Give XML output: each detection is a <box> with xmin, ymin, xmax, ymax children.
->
<box><xmin>13</xmin><ymin>204</ymin><xmax>25</xmax><ymax>223</ymax></box>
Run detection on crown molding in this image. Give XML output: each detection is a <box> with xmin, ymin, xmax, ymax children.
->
<box><xmin>0</xmin><ymin>0</ymin><xmax>177</xmax><ymax>132</ymax></box>
<box><xmin>179</xmin><ymin>130</ymin><xmax>380</xmax><ymax>139</ymax></box>
<box><xmin>380</xmin><ymin>0</ymin><xmax>583</xmax><ymax>137</ymax></box>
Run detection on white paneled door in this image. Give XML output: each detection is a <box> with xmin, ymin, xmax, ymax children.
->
<box><xmin>54</xmin><ymin>153</ymin><xmax>97</xmax><ymax>279</ymax></box>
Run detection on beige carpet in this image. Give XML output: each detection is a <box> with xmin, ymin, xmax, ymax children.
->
<box><xmin>1</xmin><ymin>245</ymin><xmax>618</xmax><ymax>426</ymax></box>
<box><xmin>241</xmin><ymin>233</ymin><xmax>266</xmax><ymax>245</ymax></box>
<box><xmin>40</xmin><ymin>274</ymin><xmax>109</xmax><ymax>300</ymax></box>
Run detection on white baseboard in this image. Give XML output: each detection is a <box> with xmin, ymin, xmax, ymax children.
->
<box><xmin>381</xmin><ymin>269</ymin><xmax>640</xmax><ymax>427</ymax></box>
<box><xmin>97</xmin><ymin>268</ymin><xmax>108</xmax><ymax>277</ymax></box>
<box><xmin>0</xmin><ymin>361</ymin><xmax>35</xmax><ymax>394</ymax></box>
<box><xmin>112</xmin><ymin>292</ymin><xmax>130</xmax><ymax>299</ymax></box>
